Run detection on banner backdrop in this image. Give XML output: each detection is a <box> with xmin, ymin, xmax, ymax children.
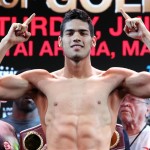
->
<box><xmin>0</xmin><ymin>0</ymin><xmax>150</xmax><ymax>117</ymax></box>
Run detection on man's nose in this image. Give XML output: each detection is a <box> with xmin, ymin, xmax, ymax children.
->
<box><xmin>120</xmin><ymin>98</ymin><xmax>130</xmax><ymax>106</ymax></box>
<box><xmin>73</xmin><ymin>32</ymin><xmax>81</xmax><ymax>42</ymax></box>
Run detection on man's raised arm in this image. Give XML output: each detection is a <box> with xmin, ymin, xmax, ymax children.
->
<box><xmin>120</xmin><ymin>9</ymin><xmax>150</xmax><ymax>49</ymax></box>
<box><xmin>0</xmin><ymin>13</ymin><xmax>35</xmax><ymax>63</ymax></box>
<box><xmin>123</xmin><ymin>71</ymin><xmax>150</xmax><ymax>98</ymax></box>
<box><xmin>0</xmin><ymin>74</ymin><xmax>32</xmax><ymax>100</ymax></box>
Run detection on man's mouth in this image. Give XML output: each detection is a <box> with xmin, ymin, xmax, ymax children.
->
<box><xmin>71</xmin><ymin>44</ymin><xmax>83</xmax><ymax>48</ymax></box>
<box><xmin>120</xmin><ymin>107</ymin><xmax>130</xmax><ymax>113</ymax></box>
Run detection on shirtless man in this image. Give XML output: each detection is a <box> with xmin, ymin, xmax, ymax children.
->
<box><xmin>0</xmin><ymin>9</ymin><xmax>150</xmax><ymax>150</ymax></box>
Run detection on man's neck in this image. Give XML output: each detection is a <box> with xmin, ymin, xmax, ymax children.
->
<box><xmin>63</xmin><ymin>58</ymin><xmax>94</xmax><ymax>78</ymax></box>
<box><xmin>124</xmin><ymin>122</ymin><xmax>147</xmax><ymax>136</ymax></box>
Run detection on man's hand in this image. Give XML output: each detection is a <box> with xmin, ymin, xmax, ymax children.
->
<box><xmin>120</xmin><ymin>8</ymin><xmax>148</xmax><ymax>40</ymax></box>
<box><xmin>0</xmin><ymin>13</ymin><xmax>35</xmax><ymax>63</ymax></box>
<box><xmin>4</xmin><ymin>13</ymin><xmax>35</xmax><ymax>46</ymax></box>
<box><xmin>120</xmin><ymin>8</ymin><xmax>150</xmax><ymax>49</ymax></box>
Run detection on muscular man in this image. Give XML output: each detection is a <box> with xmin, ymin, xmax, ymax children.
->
<box><xmin>0</xmin><ymin>9</ymin><xmax>150</xmax><ymax>150</ymax></box>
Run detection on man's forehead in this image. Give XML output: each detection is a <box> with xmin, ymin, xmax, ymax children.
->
<box><xmin>64</xmin><ymin>19</ymin><xmax>89</xmax><ymax>30</ymax></box>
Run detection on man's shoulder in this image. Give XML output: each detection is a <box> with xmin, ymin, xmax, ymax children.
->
<box><xmin>19</xmin><ymin>69</ymin><xmax>54</xmax><ymax>79</ymax></box>
<box><xmin>139</xmin><ymin>125</ymin><xmax>150</xmax><ymax>140</ymax></box>
<box><xmin>103</xmin><ymin>67</ymin><xmax>136</xmax><ymax>77</ymax></box>
<box><xmin>24</xmin><ymin>69</ymin><xmax>49</xmax><ymax>74</ymax></box>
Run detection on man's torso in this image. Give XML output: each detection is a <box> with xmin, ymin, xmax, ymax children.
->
<box><xmin>30</xmin><ymin>69</ymin><xmax>125</xmax><ymax>150</ymax></box>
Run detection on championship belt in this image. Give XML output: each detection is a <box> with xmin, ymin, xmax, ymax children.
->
<box><xmin>110</xmin><ymin>124</ymin><xmax>125</xmax><ymax>150</ymax></box>
<box><xmin>20</xmin><ymin>124</ymin><xmax>125</xmax><ymax>150</ymax></box>
<box><xmin>20</xmin><ymin>124</ymin><xmax>46</xmax><ymax>150</ymax></box>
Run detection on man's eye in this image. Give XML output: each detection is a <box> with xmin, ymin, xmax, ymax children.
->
<box><xmin>80</xmin><ymin>32</ymin><xmax>88</xmax><ymax>36</ymax></box>
<box><xmin>66</xmin><ymin>32</ymin><xmax>73</xmax><ymax>36</ymax></box>
<box><xmin>131</xmin><ymin>98</ymin><xmax>135</xmax><ymax>101</ymax></box>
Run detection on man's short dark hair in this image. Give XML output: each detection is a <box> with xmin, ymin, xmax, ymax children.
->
<box><xmin>60</xmin><ymin>9</ymin><xmax>94</xmax><ymax>37</ymax></box>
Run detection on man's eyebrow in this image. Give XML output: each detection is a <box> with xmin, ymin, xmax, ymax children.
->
<box><xmin>65</xmin><ymin>29</ymin><xmax>89</xmax><ymax>32</ymax></box>
<box><xmin>64</xmin><ymin>29</ymin><xmax>74</xmax><ymax>32</ymax></box>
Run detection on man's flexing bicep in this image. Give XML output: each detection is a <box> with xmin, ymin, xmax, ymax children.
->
<box><xmin>19</xmin><ymin>69</ymin><xmax>51</xmax><ymax>89</ymax></box>
<box><xmin>0</xmin><ymin>74</ymin><xmax>32</xmax><ymax>100</ymax></box>
<box><xmin>123</xmin><ymin>71</ymin><xmax>150</xmax><ymax>97</ymax></box>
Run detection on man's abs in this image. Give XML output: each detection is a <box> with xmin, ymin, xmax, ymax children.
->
<box><xmin>45</xmin><ymin>115</ymin><xmax>112</xmax><ymax>150</ymax></box>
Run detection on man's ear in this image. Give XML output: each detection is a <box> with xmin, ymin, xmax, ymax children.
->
<box><xmin>58</xmin><ymin>36</ymin><xmax>62</xmax><ymax>47</ymax></box>
<box><xmin>92</xmin><ymin>36</ymin><xmax>96</xmax><ymax>47</ymax></box>
<box><xmin>3</xmin><ymin>141</ymin><xmax>11</xmax><ymax>150</ymax></box>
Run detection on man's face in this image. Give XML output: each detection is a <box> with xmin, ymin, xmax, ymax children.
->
<box><xmin>14</xmin><ymin>94</ymin><xmax>36</xmax><ymax>113</ymax></box>
<box><xmin>59</xmin><ymin>19</ymin><xmax>96</xmax><ymax>62</ymax></box>
<box><xmin>119</xmin><ymin>94</ymin><xmax>148</xmax><ymax>124</ymax></box>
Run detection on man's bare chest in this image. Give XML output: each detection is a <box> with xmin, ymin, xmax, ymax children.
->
<box><xmin>42</xmin><ymin>79</ymin><xmax>113</xmax><ymax>113</ymax></box>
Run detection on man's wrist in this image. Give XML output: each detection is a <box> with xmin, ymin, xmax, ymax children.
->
<box><xmin>0</xmin><ymin>36</ymin><xmax>14</xmax><ymax>50</ymax></box>
<box><xmin>141</xmin><ymin>29</ymin><xmax>150</xmax><ymax>49</ymax></box>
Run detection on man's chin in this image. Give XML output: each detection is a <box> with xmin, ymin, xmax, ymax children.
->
<box><xmin>72</xmin><ymin>56</ymin><xmax>82</xmax><ymax>63</ymax></box>
<box><xmin>121</xmin><ymin>116</ymin><xmax>132</xmax><ymax>124</ymax></box>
